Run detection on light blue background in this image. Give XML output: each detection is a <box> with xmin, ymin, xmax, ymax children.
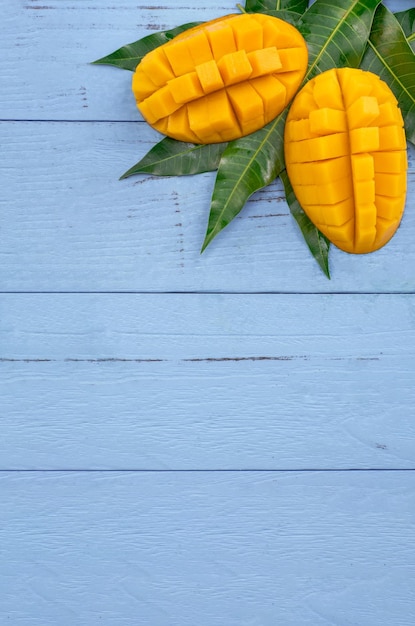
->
<box><xmin>1</xmin><ymin>1</ymin><xmax>414</xmax><ymax>624</ymax></box>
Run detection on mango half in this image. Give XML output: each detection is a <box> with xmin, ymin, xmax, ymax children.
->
<box><xmin>132</xmin><ymin>13</ymin><xmax>308</xmax><ymax>143</ymax></box>
<box><xmin>284</xmin><ymin>68</ymin><xmax>407</xmax><ymax>254</ymax></box>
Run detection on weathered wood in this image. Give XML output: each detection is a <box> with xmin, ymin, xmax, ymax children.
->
<box><xmin>1</xmin><ymin>470</ymin><xmax>414</xmax><ymax>625</ymax></box>
<box><xmin>2</xmin><ymin>1</ymin><xmax>415</xmax><ymax>623</ymax></box>
<box><xmin>1</xmin><ymin>293</ymin><xmax>414</xmax><ymax>469</ymax></box>
<box><xmin>1</xmin><ymin>121</ymin><xmax>414</xmax><ymax>291</ymax></box>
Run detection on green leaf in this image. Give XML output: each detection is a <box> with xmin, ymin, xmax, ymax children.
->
<box><xmin>297</xmin><ymin>0</ymin><xmax>382</xmax><ymax>80</ymax></box>
<box><xmin>244</xmin><ymin>0</ymin><xmax>308</xmax><ymax>13</ymax></box>
<box><xmin>201</xmin><ymin>0</ymin><xmax>381</xmax><ymax>252</ymax></box>
<box><xmin>253</xmin><ymin>10</ymin><xmax>303</xmax><ymax>26</ymax></box>
<box><xmin>120</xmin><ymin>138</ymin><xmax>227</xmax><ymax>179</ymax></box>
<box><xmin>360</xmin><ymin>3</ymin><xmax>415</xmax><ymax>145</ymax></box>
<box><xmin>394</xmin><ymin>8</ymin><xmax>415</xmax><ymax>40</ymax></box>
<box><xmin>92</xmin><ymin>22</ymin><xmax>201</xmax><ymax>71</ymax></box>
<box><xmin>280</xmin><ymin>170</ymin><xmax>331</xmax><ymax>279</ymax></box>
<box><xmin>201</xmin><ymin>110</ymin><xmax>288</xmax><ymax>252</ymax></box>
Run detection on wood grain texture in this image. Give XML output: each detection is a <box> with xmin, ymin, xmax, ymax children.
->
<box><xmin>1</xmin><ymin>121</ymin><xmax>415</xmax><ymax>291</ymax></box>
<box><xmin>2</xmin><ymin>0</ymin><xmax>415</xmax><ymax>623</ymax></box>
<box><xmin>1</xmin><ymin>293</ymin><xmax>414</xmax><ymax>469</ymax></box>
<box><xmin>1</xmin><ymin>470</ymin><xmax>414</xmax><ymax>625</ymax></box>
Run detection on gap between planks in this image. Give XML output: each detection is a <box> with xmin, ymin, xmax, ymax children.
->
<box><xmin>1</xmin><ymin>291</ymin><xmax>415</xmax><ymax>295</ymax></box>
<box><xmin>0</xmin><ymin>469</ymin><xmax>414</xmax><ymax>473</ymax></box>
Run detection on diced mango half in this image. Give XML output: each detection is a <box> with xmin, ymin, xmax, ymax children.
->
<box><xmin>284</xmin><ymin>67</ymin><xmax>407</xmax><ymax>254</ymax></box>
<box><xmin>132</xmin><ymin>13</ymin><xmax>308</xmax><ymax>143</ymax></box>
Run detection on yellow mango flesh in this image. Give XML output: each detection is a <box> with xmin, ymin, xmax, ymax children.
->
<box><xmin>284</xmin><ymin>68</ymin><xmax>407</xmax><ymax>254</ymax></box>
<box><xmin>132</xmin><ymin>13</ymin><xmax>308</xmax><ymax>143</ymax></box>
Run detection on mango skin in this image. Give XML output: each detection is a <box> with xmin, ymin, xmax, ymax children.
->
<box><xmin>284</xmin><ymin>68</ymin><xmax>407</xmax><ymax>254</ymax></box>
<box><xmin>132</xmin><ymin>13</ymin><xmax>308</xmax><ymax>143</ymax></box>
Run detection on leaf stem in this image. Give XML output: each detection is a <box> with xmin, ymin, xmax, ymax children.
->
<box><xmin>236</xmin><ymin>4</ymin><xmax>246</xmax><ymax>13</ymax></box>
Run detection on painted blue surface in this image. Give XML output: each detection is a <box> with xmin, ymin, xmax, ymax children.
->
<box><xmin>1</xmin><ymin>471</ymin><xmax>414</xmax><ymax>626</ymax></box>
<box><xmin>1</xmin><ymin>0</ymin><xmax>415</xmax><ymax>624</ymax></box>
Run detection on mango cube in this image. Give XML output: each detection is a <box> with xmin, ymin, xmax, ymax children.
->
<box><xmin>247</xmin><ymin>47</ymin><xmax>282</xmax><ymax>78</ymax></box>
<box><xmin>217</xmin><ymin>50</ymin><xmax>253</xmax><ymax>85</ymax></box>
<box><xmin>205</xmin><ymin>23</ymin><xmax>236</xmax><ymax>59</ymax></box>
<box><xmin>309</xmin><ymin>108</ymin><xmax>347</xmax><ymax>135</ymax></box>
<box><xmin>185</xmin><ymin>31</ymin><xmax>213</xmax><ymax>65</ymax></box>
<box><xmin>250</xmin><ymin>76</ymin><xmax>286</xmax><ymax>119</ymax></box>
<box><xmin>168</xmin><ymin>72</ymin><xmax>203</xmax><ymax>104</ymax></box>
<box><xmin>346</xmin><ymin>96</ymin><xmax>379</xmax><ymax>129</ymax></box>
<box><xmin>195</xmin><ymin>60</ymin><xmax>224</xmax><ymax>94</ymax></box>
<box><xmin>232</xmin><ymin>14</ymin><xmax>263</xmax><ymax>52</ymax></box>
<box><xmin>227</xmin><ymin>83</ymin><xmax>264</xmax><ymax>123</ymax></box>
<box><xmin>163</xmin><ymin>38</ymin><xmax>195</xmax><ymax>76</ymax></box>
<box><xmin>351</xmin><ymin>153</ymin><xmax>375</xmax><ymax>182</ymax></box>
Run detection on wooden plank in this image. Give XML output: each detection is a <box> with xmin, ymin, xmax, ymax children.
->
<box><xmin>0</xmin><ymin>0</ymin><xmax>408</xmax><ymax>121</ymax></box>
<box><xmin>1</xmin><ymin>121</ymin><xmax>415</xmax><ymax>292</ymax></box>
<box><xmin>1</xmin><ymin>470</ymin><xmax>414</xmax><ymax>625</ymax></box>
<box><xmin>1</xmin><ymin>293</ymin><xmax>414</xmax><ymax>469</ymax></box>
<box><xmin>2</xmin><ymin>293</ymin><xmax>414</xmax><ymax>361</ymax></box>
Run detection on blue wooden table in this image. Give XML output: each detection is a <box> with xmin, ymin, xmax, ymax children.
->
<box><xmin>1</xmin><ymin>1</ymin><xmax>415</xmax><ymax>624</ymax></box>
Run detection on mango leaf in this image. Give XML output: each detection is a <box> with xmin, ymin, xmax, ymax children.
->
<box><xmin>92</xmin><ymin>22</ymin><xmax>201</xmax><ymax>71</ymax></box>
<box><xmin>360</xmin><ymin>4</ymin><xmax>415</xmax><ymax>145</ymax></box>
<box><xmin>201</xmin><ymin>110</ymin><xmax>288</xmax><ymax>251</ymax></box>
<box><xmin>201</xmin><ymin>0</ymin><xmax>381</xmax><ymax>253</ymax></box>
<box><xmin>394</xmin><ymin>8</ymin><xmax>415</xmax><ymax>41</ymax></box>
<box><xmin>120</xmin><ymin>138</ymin><xmax>227</xmax><ymax>179</ymax></box>
<box><xmin>280</xmin><ymin>170</ymin><xmax>330</xmax><ymax>278</ymax></box>
<box><xmin>244</xmin><ymin>0</ymin><xmax>308</xmax><ymax>12</ymax></box>
<box><xmin>297</xmin><ymin>0</ymin><xmax>382</xmax><ymax>81</ymax></box>
<box><xmin>254</xmin><ymin>10</ymin><xmax>303</xmax><ymax>25</ymax></box>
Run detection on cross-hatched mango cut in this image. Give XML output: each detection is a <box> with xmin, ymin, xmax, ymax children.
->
<box><xmin>132</xmin><ymin>13</ymin><xmax>308</xmax><ymax>143</ymax></box>
<box><xmin>284</xmin><ymin>68</ymin><xmax>407</xmax><ymax>254</ymax></box>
